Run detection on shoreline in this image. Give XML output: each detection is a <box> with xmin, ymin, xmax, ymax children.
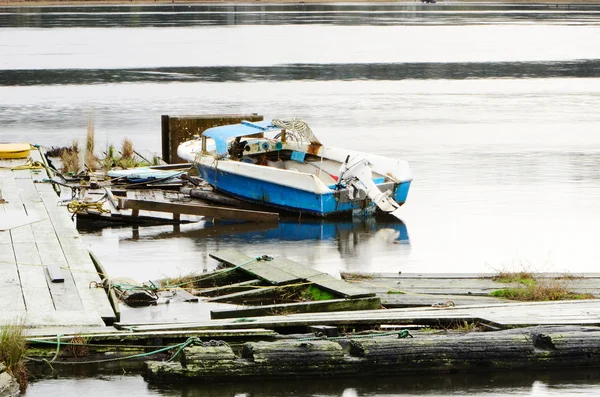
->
<box><xmin>1</xmin><ymin>0</ymin><xmax>599</xmax><ymax>7</ymax></box>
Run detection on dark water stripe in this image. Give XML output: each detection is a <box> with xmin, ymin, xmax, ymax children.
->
<box><xmin>2</xmin><ymin>60</ymin><xmax>600</xmax><ymax>86</ymax></box>
<box><xmin>1</xmin><ymin>4</ymin><xmax>600</xmax><ymax>27</ymax></box>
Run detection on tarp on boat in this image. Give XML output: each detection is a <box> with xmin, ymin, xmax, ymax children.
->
<box><xmin>202</xmin><ymin>121</ymin><xmax>281</xmax><ymax>155</ymax></box>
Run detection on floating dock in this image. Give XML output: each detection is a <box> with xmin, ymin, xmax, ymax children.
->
<box><xmin>0</xmin><ymin>147</ymin><xmax>116</xmax><ymax>327</ymax></box>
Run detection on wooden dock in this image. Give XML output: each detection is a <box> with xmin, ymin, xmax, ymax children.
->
<box><xmin>115</xmin><ymin>299</ymin><xmax>600</xmax><ymax>333</ymax></box>
<box><xmin>0</xmin><ymin>147</ymin><xmax>116</xmax><ymax>327</ymax></box>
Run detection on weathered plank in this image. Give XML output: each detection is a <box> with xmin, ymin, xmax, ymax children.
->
<box><xmin>119</xmin><ymin>198</ymin><xmax>279</xmax><ymax>223</ymax></box>
<box><xmin>210</xmin><ymin>297</ymin><xmax>382</xmax><ymax>319</ymax></box>
<box><xmin>197</xmin><ymin>279</ymin><xmax>262</xmax><ymax>297</ymax></box>
<box><xmin>266</xmin><ymin>257</ymin><xmax>325</xmax><ymax>280</ymax></box>
<box><xmin>308</xmin><ymin>274</ymin><xmax>375</xmax><ymax>299</ymax></box>
<box><xmin>210</xmin><ymin>250</ymin><xmax>301</xmax><ymax>285</ymax></box>
<box><xmin>117</xmin><ymin>299</ymin><xmax>600</xmax><ymax>333</ymax></box>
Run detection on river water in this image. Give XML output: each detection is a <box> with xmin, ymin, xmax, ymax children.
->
<box><xmin>2</xmin><ymin>2</ymin><xmax>600</xmax><ymax>395</ymax></box>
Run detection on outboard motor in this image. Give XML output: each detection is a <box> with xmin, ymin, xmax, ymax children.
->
<box><xmin>338</xmin><ymin>155</ymin><xmax>403</xmax><ymax>220</ymax></box>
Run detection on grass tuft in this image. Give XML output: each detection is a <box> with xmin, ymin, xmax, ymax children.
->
<box><xmin>386</xmin><ymin>290</ymin><xmax>405</xmax><ymax>295</ymax></box>
<box><xmin>490</xmin><ymin>278</ymin><xmax>595</xmax><ymax>301</ymax></box>
<box><xmin>492</xmin><ymin>271</ymin><xmax>536</xmax><ymax>286</ymax></box>
<box><xmin>121</xmin><ymin>138</ymin><xmax>134</xmax><ymax>159</ymax></box>
<box><xmin>340</xmin><ymin>272</ymin><xmax>374</xmax><ymax>280</ymax></box>
<box><xmin>0</xmin><ymin>321</ymin><xmax>28</xmax><ymax>392</ymax></box>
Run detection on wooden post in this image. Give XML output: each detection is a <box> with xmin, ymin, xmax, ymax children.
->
<box><xmin>162</xmin><ymin>114</ymin><xmax>264</xmax><ymax>164</ymax></box>
<box><xmin>161</xmin><ymin>115</ymin><xmax>170</xmax><ymax>163</ymax></box>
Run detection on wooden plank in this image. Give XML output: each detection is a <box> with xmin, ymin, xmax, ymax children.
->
<box><xmin>197</xmin><ymin>279</ymin><xmax>262</xmax><ymax>297</ymax></box>
<box><xmin>268</xmin><ymin>256</ymin><xmax>325</xmax><ymax>280</ymax></box>
<box><xmin>210</xmin><ymin>250</ymin><xmax>301</xmax><ymax>285</ymax></box>
<box><xmin>210</xmin><ymin>297</ymin><xmax>382</xmax><ymax>319</ymax></box>
<box><xmin>207</xmin><ymin>285</ymin><xmax>278</xmax><ymax>303</ymax></box>
<box><xmin>0</xmin><ymin>243</ymin><xmax>25</xmax><ymax>311</ymax></box>
<box><xmin>45</xmin><ymin>263</ymin><xmax>64</xmax><ymax>283</ymax></box>
<box><xmin>118</xmin><ymin>198</ymin><xmax>278</xmax><ymax>223</ymax></box>
<box><xmin>34</xmin><ymin>181</ymin><xmax>116</xmax><ymax>324</ymax></box>
<box><xmin>380</xmin><ymin>294</ymin><xmax>510</xmax><ymax>308</ymax></box>
<box><xmin>308</xmin><ymin>274</ymin><xmax>375</xmax><ymax>299</ymax></box>
<box><xmin>27</xmin><ymin>327</ymin><xmax>276</xmax><ymax>341</ymax></box>
<box><xmin>240</xmin><ymin>262</ymin><xmax>303</xmax><ymax>285</ymax></box>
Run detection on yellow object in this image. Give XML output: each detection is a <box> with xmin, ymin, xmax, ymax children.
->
<box><xmin>0</xmin><ymin>143</ymin><xmax>31</xmax><ymax>159</ymax></box>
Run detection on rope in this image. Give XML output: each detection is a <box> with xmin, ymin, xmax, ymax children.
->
<box><xmin>48</xmin><ymin>334</ymin><xmax>63</xmax><ymax>363</ymax></box>
<box><xmin>6</xmin><ymin>158</ymin><xmax>46</xmax><ymax>171</ymax></box>
<box><xmin>167</xmin><ymin>337</ymin><xmax>201</xmax><ymax>362</ymax></box>
<box><xmin>25</xmin><ymin>337</ymin><xmax>201</xmax><ymax>365</ymax></box>
<box><xmin>66</xmin><ymin>200</ymin><xmax>110</xmax><ymax>214</ymax></box>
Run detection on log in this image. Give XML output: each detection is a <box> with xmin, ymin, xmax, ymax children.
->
<box><xmin>144</xmin><ymin>326</ymin><xmax>600</xmax><ymax>383</ymax></box>
<box><xmin>348</xmin><ymin>326</ymin><xmax>600</xmax><ymax>374</ymax></box>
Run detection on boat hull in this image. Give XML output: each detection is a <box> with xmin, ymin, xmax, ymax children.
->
<box><xmin>197</xmin><ymin>163</ymin><xmax>410</xmax><ymax>217</ymax></box>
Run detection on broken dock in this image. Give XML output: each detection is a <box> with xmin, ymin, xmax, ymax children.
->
<box><xmin>0</xmin><ymin>147</ymin><xmax>117</xmax><ymax>327</ymax></box>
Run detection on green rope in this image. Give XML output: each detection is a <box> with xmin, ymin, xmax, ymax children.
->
<box><xmin>167</xmin><ymin>337</ymin><xmax>201</xmax><ymax>362</ymax></box>
<box><xmin>48</xmin><ymin>334</ymin><xmax>63</xmax><ymax>363</ymax></box>
<box><xmin>25</xmin><ymin>337</ymin><xmax>199</xmax><ymax>366</ymax></box>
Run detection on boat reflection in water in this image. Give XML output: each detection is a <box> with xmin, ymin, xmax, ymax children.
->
<box><xmin>80</xmin><ymin>216</ymin><xmax>410</xmax><ymax>281</ymax></box>
<box><xmin>141</xmin><ymin>216</ymin><xmax>410</xmax><ymax>274</ymax></box>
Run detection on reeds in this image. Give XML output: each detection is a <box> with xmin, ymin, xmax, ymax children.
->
<box><xmin>85</xmin><ymin>116</ymin><xmax>99</xmax><ymax>171</ymax></box>
<box><xmin>59</xmin><ymin>140</ymin><xmax>80</xmax><ymax>174</ymax></box>
<box><xmin>0</xmin><ymin>321</ymin><xmax>28</xmax><ymax>392</ymax></box>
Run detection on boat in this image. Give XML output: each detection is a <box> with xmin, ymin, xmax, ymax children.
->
<box><xmin>177</xmin><ymin>119</ymin><xmax>412</xmax><ymax>218</ymax></box>
<box><xmin>0</xmin><ymin>143</ymin><xmax>31</xmax><ymax>159</ymax></box>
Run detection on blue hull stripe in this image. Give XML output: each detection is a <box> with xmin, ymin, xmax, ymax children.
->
<box><xmin>198</xmin><ymin>165</ymin><xmax>410</xmax><ymax>216</ymax></box>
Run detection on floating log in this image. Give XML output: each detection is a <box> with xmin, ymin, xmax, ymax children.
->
<box><xmin>144</xmin><ymin>326</ymin><xmax>600</xmax><ymax>383</ymax></box>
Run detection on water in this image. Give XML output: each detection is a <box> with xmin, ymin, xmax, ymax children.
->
<box><xmin>3</xmin><ymin>3</ymin><xmax>600</xmax><ymax>395</ymax></box>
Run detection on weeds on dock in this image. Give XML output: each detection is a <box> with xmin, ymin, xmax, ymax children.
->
<box><xmin>340</xmin><ymin>272</ymin><xmax>374</xmax><ymax>281</ymax></box>
<box><xmin>492</xmin><ymin>271</ymin><xmax>536</xmax><ymax>286</ymax></box>
<box><xmin>0</xmin><ymin>321</ymin><xmax>28</xmax><ymax>392</ymax></box>
<box><xmin>490</xmin><ymin>278</ymin><xmax>594</xmax><ymax>301</ymax></box>
<box><xmin>386</xmin><ymin>290</ymin><xmax>405</xmax><ymax>295</ymax></box>
<box><xmin>490</xmin><ymin>270</ymin><xmax>594</xmax><ymax>301</ymax></box>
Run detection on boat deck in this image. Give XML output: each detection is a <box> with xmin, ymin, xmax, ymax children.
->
<box><xmin>0</xmin><ymin>147</ymin><xmax>116</xmax><ymax>327</ymax></box>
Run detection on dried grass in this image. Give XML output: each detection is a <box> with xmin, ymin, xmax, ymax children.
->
<box><xmin>59</xmin><ymin>140</ymin><xmax>80</xmax><ymax>174</ymax></box>
<box><xmin>85</xmin><ymin>116</ymin><xmax>98</xmax><ymax>171</ymax></box>
<box><xmin>121</xmin><ymin>137</ymin><xmax>134</xmax><ymax>159</ymax></box>
<box><xmin>0</xmin><ymin>321</ymin><xmax>28</xmax><ymax>392</ymax></box>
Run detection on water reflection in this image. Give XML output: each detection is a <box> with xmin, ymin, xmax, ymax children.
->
<box><xmin>26</xmin><ymin>368</ymin><xmax>600</xmax><ymax>397</ymax></box>
<box><xmin>3</xmin><ymin>4</ymin><xmax>600</xmax><ymax>28</ymax></box>
<box><xmin>79</xmin><ymin>218</ymin><xmax>410</xmax><ymax>282</ymax></box>
<box><xmin>4</xmin><ymin>60</ymin><xmax>600</xmax><ymax>86</ymax></box>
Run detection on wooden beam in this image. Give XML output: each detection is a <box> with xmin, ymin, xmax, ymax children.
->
<box><xmin>118</xmin><ymin>198</ymin><xmax>278</xmax><ymax>223</ymax></box>
<box><xmin>210</xmin><ymin>297</ymin><xmax>382</xmax><ymax>319</ymax></box>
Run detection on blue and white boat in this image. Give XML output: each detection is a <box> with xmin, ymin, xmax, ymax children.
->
<box><xmin>177</xmin><ymin>119</ymin><xmax>412</xmax><ymax>218</ymax></box>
